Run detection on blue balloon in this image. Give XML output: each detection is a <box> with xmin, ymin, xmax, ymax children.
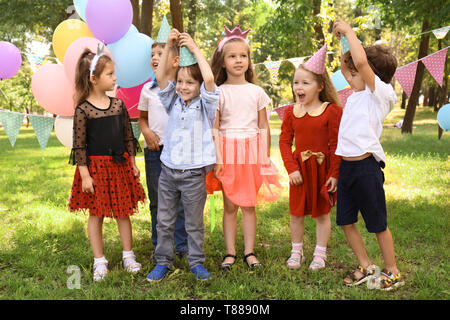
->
<box><xmin>108</xmin><ymin>31</ymin><xmax>154</xmax><ymax>88</ymax></box>
<box><xmin>74</xmin><ymin>0</ymin><xmax>88</xmax><ymax>21</ymax></box>
<box><xmin>437</xmin><ymin>103</ymin><xmax>450</xmax><ymax>131</ymax></box>
<box><xmin>331</xmin><ymin>70</ymin><xmax>350</xmax><ymax>91</ymax></box>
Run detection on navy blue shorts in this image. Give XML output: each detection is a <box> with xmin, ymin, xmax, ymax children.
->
<box><xmin>336</xmin><ymin>156</ymin><xmax>387</xmax><ymax>233</ymax></box>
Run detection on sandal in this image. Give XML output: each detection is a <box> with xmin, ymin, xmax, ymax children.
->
<box><xmin>93</xmin><ymin>258</ymin><xmax>108</xmax><ymax>282</ymax></box>
<box><xmin>220</xmin><ymin>254</ymin><xmax>237</xmax><ymax>271</ymax></box>
<box><xmin>286</xmin><ymin>250</ymin><xmax>305</xmax><ymax>269</ymax></box>
<box><xmin>309</xmin><ymin>251</ymin><xmax>327</xmax><ymax>271</ymax></box>
<box><xmin>376</xmin><ymin>269</ymin><xmax>405</xmax><ymax>291</ymax></box>
<box><xmin>243</xmin><ymin>253</ymin><xmax>262</xmax><ymax>269</ymax></box>
<box><xmin>344</xmin><ymin>265</ymin><xmax>377</xmax><ymax>287</ymax></box>
<box><xmin>123</xmin><ymin>253</ymin><xmax>142</xmax><ymax>273</ymax></box>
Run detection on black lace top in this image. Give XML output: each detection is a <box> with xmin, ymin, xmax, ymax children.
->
<box><xmin>69</xmin><ymin>97</ymin><xmax>141</xmax><ymax>166</ymax></box>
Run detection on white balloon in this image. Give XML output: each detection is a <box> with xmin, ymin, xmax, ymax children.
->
<box><xmin>55</xmin><ymin>116</ymin><xmax>73</xmax><ymax>148</ymax></box>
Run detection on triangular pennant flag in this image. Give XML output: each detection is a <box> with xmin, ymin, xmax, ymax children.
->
<box><xmin>274</xmin><ymin>105</ymin><xmax>288</xmax><ymax>121</ymax></box>
<box><xmin>0</xmin><ymin>110</ymin><xmax>25</xmax><ymax>147</ymax></box>
<box><xmin>337</xmin><ymin>87</ymin><xmax>354</xmax><ymax>107</ymax></box>
<box><xmin>263</xmin><ymin>61</ymin><xmax>282</xmax><ymax>81</ymax></box>
<box><xmin>28</xmin><ymin>115</ymin><xmax>55</xmax><ymax>152</ymax></box>
<box><xmin>287</xmin><ymin>57</ymin><xmax>307</xmax><ymax>69</ymax></box>
<box><xmin>432</xmin><ymin>26</ymin><xmax>449</xmax><ymax>40</ymax></box>
<box><xmin>156</xmin><ymin>15</ymin><xmax>171</xmax><ymax>43</ymax></box>
<box><xmin>179</xmin><ymin>46</ymin><xmax>197</xmax><ymax>67</ymax></box>
<box><xmin>394</xmin><ymin>61</ymin><xmax>419</xmax><ymax>97</ymax></box>
<box><xmin>130</xmin><ymin>121</ymin><xmax>141</xmax><ymax>140</ymax></box>
<box><xmin>421</xmin><ymin>47</ymin><xmax>448</xmax><ymax>87</ymax></box>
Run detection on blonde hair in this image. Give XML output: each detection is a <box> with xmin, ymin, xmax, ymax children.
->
<box><xmin>74</xmin><ymin>48</ymin><xmax>113</xmax><ymax>107</ymax></box>
<box><xmin>211</xmin><ymin>38</ymin><xmax>255</xmax><ymax>86</ymax></box>
<box><xmin>295</xmin><ymin>64</ymin><xmax>342</xmax><ymax>107</ymax></box>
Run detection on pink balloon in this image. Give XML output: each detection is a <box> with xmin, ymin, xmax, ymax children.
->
<box><xmin>32</xmin><ymin>64</ymin><xmax>75</xmax><ymax>116</ymax></box>
<box><xmin>116</xmin><ymin>78</ymin><xmax>152</xmax><ymax>118</ymax></box>
<box><xmin>64</xmin><ymin>37</ymin><xmax>112</xmax><ymax>84</ymax></box>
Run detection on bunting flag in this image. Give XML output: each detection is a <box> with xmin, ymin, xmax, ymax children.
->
<box><xmin>274</xmin><ymin>105</ymin><xmax>288</xmax><ymax>121</ymax></box>
<box><xmin>0</xmin><ymin>110</ymin><xmax>25</xmax><ymax>147</ymax></box>
<box><xmin>337</xmin><ymin>87</ymin><xmax>354</xmax><ymax>107</ymax></box>
<box><xmin>28</xmin><ymin>115</ymin><xmax>55</xmax><ymax>151</ymax></box>
<box><xmin>25</xmin><ymin>54</ymin><xmax>45</xmax><ymax>72</ymax></box>
<box><xmin>421</xmin><ymin>47</ymin><xmax>448</xmax><ymax>87</ymax></box>
<box><xmin>432</xmin><ymin>26</ymin><xmax>449</xmax><ymax>40</ymax></box>
<box><xmin>130</xmin><ymin>121</ymin><xmax>141</xmax><ymax>140</ymax></box>
<box><xmin>286</xmin><ymin>57</ymin><xmax>307</xmax><ymax>69</ymax></box>
<box><xmin>394</xmin><ymin>61</ymin><xmax>419</xmax><ymax>97</ymax></box>
<box><xmin>263</xmin><ymin>61</ymin><xmax>282</xmax><ymax>81</ymax></box>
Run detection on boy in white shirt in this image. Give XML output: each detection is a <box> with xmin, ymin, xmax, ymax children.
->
<box><xmin>333</xmin><ymin>19</ymin><xmax>404</xmax><ymax>291</ymax></box>
<box><xmin>138</xmin><ymin>42</ymin><xmax>188</xmax><ymax>258</ymax></box>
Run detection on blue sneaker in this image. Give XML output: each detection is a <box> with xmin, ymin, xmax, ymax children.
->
<box><xmin>146</xmin><ymin>264</ymin><xmax>169</xmax><ymax>282</ymax></box>
<box><xmin>191</xmin><ymin>265</ymin><xmax>211</xmax><ymax>280</ymax></box>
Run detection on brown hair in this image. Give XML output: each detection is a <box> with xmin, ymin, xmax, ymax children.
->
<box><xmin>152</xmin><ymin>42</ymin><xmax>179</xmax><ymax>57</ymax></box>
<box><xmin>175</xmin><ymin>63</ymin><xmax>203</xmax><ymax>84</ymax></box>
<box><xmin>295</xmin><ymin>64</ymin><xmax>342</xmax><ymax>107</ymax></box>
<box><xmin>210</xmin><ymin>38</ymin><xmax>255</xmax><ymax>86</ymax></box>
<box><xmin>74</xmin><ymin>48</ymin><xmax>113</xmax><ymax>106</ymax></box>
<box><xmin>343</xmin><ymin>45</ymin><xmax>397</xmax><ymax>83</ymax></box>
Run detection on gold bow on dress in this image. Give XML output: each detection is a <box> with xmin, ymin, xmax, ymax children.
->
<box><xmin>300</xmin><ymin>150</ymin><xmax>325</xmax><ymax>165</ymax></box>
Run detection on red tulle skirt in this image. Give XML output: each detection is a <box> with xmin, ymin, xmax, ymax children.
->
<box><xmin>206</xmin><ymin>134</ymin><xmax>282</xmax><ymax>207</ymax></box>
<box><xmin>68</xmin><ymin>152</ymin><xmax>146</xmax><ymax>219</ymax></box>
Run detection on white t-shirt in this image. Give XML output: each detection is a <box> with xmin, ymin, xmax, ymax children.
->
<box><xmin>137</xmin><ymin>81</ymin><xmax>169</xmax><ymax>147</ymax></box>
<box><xmin>335</xmin><ymin>75</ymin><xmax>397</xmax><ymax>163</ymax></box>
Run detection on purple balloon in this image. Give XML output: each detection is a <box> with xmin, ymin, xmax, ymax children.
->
<box><xmin>0</xmin><ymin>41</ymin><xmax>22</xmax><ymax>80</ymax></box>
<box><xmin>85</xmin><ymin>0</ymin><xmax>133</xmax><ymax>44</ymax></box>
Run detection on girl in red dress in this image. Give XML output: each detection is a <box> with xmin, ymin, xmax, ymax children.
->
<box><xmin>68</xmin><ymin>47</ymin><xmax>146</xmax><ymax>281</ymax></box>
<box><xmin>279</xmin><ymin>45</ymin><xmax>342</xmax><ymax>270</ymax></box>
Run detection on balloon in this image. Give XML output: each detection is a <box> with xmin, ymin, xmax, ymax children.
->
<box><xmin>52</xmin><ymin>19</ymin><xmax>94</xmax><ymax>63</ymax></box>
<box><xmin>0</xmin><ymin>41</ymin><xmax>22</xmax><ymax>79</ymax></box>
<box><xmin>73</xmin><ymin>0</ymin><xmax>88</xmax><ymax>21</ymax></box>
<box><xmin>64</xmin><ymin>37</ymin><xmax>113</xmax><ymax>84</ymax></box>
<box><xmin>86</xmin><ymin>0</ymin><xmax>133</xmax><ymax>44</ymax></box>
<box><xmin>116</xmin><ymin>77</ymin><xmax>153</xmax><ymax>118</ymax></box>
<box><xmin>55</xmin><ymin>116</ymin><xmax>74</xmax><ymax>148</ymax></box>
<box><xmin>108</xmin><ymin>32</ymin><xmax>154</xmax><ymax>88</ymax></box>
<box><xmin>31</xmin><ymin>64</ymin><xmax>75</xmax><ymax>117</ymax></box>
<box><xmin>437</xmin><ymin>103</ymin><xmax>450</xmax><ymax>131</ymax></box>
<box><xmin>331</xmin><ymin>70</ymin><xmax>350</xmax><ymax>91</ymax></box>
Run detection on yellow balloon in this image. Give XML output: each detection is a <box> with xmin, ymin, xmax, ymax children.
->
<box><xmin>52</xmin><ymin>19</ymin><xmax>94</xmax><ymax>63</ymax></box>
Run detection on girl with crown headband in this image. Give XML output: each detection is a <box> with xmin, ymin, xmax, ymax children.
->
<box><xmin>209</xmin><ymin>26</ymin><xmax>282</xmax><ymax>270</ymax></box>
<box><xmin>279</xmin><ymin>44</ymin><xmax>342</xmax><ymax>271</ymax></box>
<box><xmin>68</xmin><ymin>46</ymin><xmax>146</xmax><ymax>281</ymax></box>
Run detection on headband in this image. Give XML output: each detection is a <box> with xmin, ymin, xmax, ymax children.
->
<box><xmin>89</xmin><ymin>43</ymin><xmax>106</xmax><ymax>77</ymax></box>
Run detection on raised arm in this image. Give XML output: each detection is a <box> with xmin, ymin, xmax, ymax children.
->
<box><xmin>156</xmin><ymin>28</ymin><xmax>180</xmax><ymax>90</ymax></box>
<box><xmin>333</xmin><ymin>19</ymin><xmax>375</xmax><ymax>91</ymax></box>
<box><xmin>178</xmin><ymin>33</ymin><xmax>215</xmax><ymax>92</ymax></box>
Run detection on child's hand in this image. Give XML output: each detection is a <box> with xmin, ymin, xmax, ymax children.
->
<box><xmin>82</xmin><ymin>175</ymin><xmax>95</xmax><ymax>194</ymax></box>
<box><xmin>325</xmin><ymin>177</ymin><xmax>338</xmax><ymax>193</ymax></box>
<box><xmin>289</xmin><ymin>170</ymin><xmax>303</xmax><ymax>186</ymax></box>
<box><xmin>132</xmin><ymin>164</ymin><xmax>140</xmax><ymax>178</ymax></box>
<box><xmin>214</xmin><ymin>163</ymin><xmax>224</xmax><ymax>179</ymax></box>
<box><xmin>178</xmin><ymin>33</ymin><xmax>198</xmax><ymax>53</ymax></box>
<box><xmin>333</xmin><ymin>19</ymin><xmax>352</xmax><ymax>38</ymax></box>
<box><xmin>168</xmin><ymin>28</ymin><xmax>181</xmax><ymax>46</ymax></box>
<box><xmin>145</xmin><ymin>130</ymin><xmax>161</xmax><ymax>151</ymax></box>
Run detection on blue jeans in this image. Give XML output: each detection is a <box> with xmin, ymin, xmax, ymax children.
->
<box><xmin>144</xmin><ymin>147</ymin><xmax>188</xmax><ymax>254</ymax></box>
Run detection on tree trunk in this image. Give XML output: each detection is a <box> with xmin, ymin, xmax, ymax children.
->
<box><xmin>170</xmin><ymin>0</ymin><xmax>184</xmax><ymax>32</ymax></box>
<box><xmin>131</xmin><ymin>0</ymin><xmax>141</xmax><ymax>32</ymax></box>
<box><xmin>423</xmin><ymin>87</ymin><xmax>429</xmax><ymax>106</ymax></box>
<box><xmin>401</xmin><ymin>91</ymin><xmax>407</xmax><ymax>109</ymax></box>
<box><xmin>401</xmin><ymin>19</ymin><xmax>430</xmax><ymax>134</ymax></box>
<box><xmin>187</xmin><ymin>0</ymin><xmax>197</xmax><ymax>38</ymax></box>
<box><xmin>141</xmin><ymin>0</ymin><xmax>154</xmax><ymax>37</ymax></box>
<box><xmin>312</xmin><ymin>0</ymin><xmax>325</xmax><ymax>47</ymax></box>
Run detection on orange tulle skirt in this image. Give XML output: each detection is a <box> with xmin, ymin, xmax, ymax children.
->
<box><xmin>68</xmin><ymin>152</ymin><xmax>146</xmax><ymax>219</ymax></box>
<box><xmin>206</xmin><ymin>134</ymin><xmax>281</xmax><ymax>207</ymax></box>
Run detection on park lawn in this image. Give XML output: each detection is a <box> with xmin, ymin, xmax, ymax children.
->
<box><xmin>0</xmin><ymin>105</ymin><xmax>448</xmax><ymax>300</ymax></box>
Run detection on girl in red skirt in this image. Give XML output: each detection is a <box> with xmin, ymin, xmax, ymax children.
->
<box><xmin>68</xmin><ymin>47</ymin><xmax>146</xmax><ymax>281</ymax></box>
<box><xmin>279</xmin><ymin>45</ymin><xmax>342</xmax><ymax>270</ymax></box>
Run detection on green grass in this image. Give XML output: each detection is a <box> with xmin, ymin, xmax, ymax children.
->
<box><xmin>0</xmin><ymin>106</ymin><xmax>449</xmax><ymax>300</ymax></box>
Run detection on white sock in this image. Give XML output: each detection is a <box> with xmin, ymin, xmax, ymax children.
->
<box><xmin>122</xmin><ymin>250</ymin><xmax>134</xmax><ymax>259</ymax></box>
<box><xmin>291</xmin><ymin>242</ymin><xmax>303</xmax><ymax>256</ymax></box>
<box><xmin>94</xmin><ymin>256</ymin><xmax>108</xmax><ymax>271</ymax></box>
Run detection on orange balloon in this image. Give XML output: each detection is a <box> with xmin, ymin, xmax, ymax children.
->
<box><xmin>52</xmin><ymin>19</ymin><xmax>94</xmax><ymax>63</ymax></box>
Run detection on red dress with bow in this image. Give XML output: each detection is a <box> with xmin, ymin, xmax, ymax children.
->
<box><xmin>279</xmin><ymin>102</ymin><xmax>342</xmax><ymax>217</ymax></box>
